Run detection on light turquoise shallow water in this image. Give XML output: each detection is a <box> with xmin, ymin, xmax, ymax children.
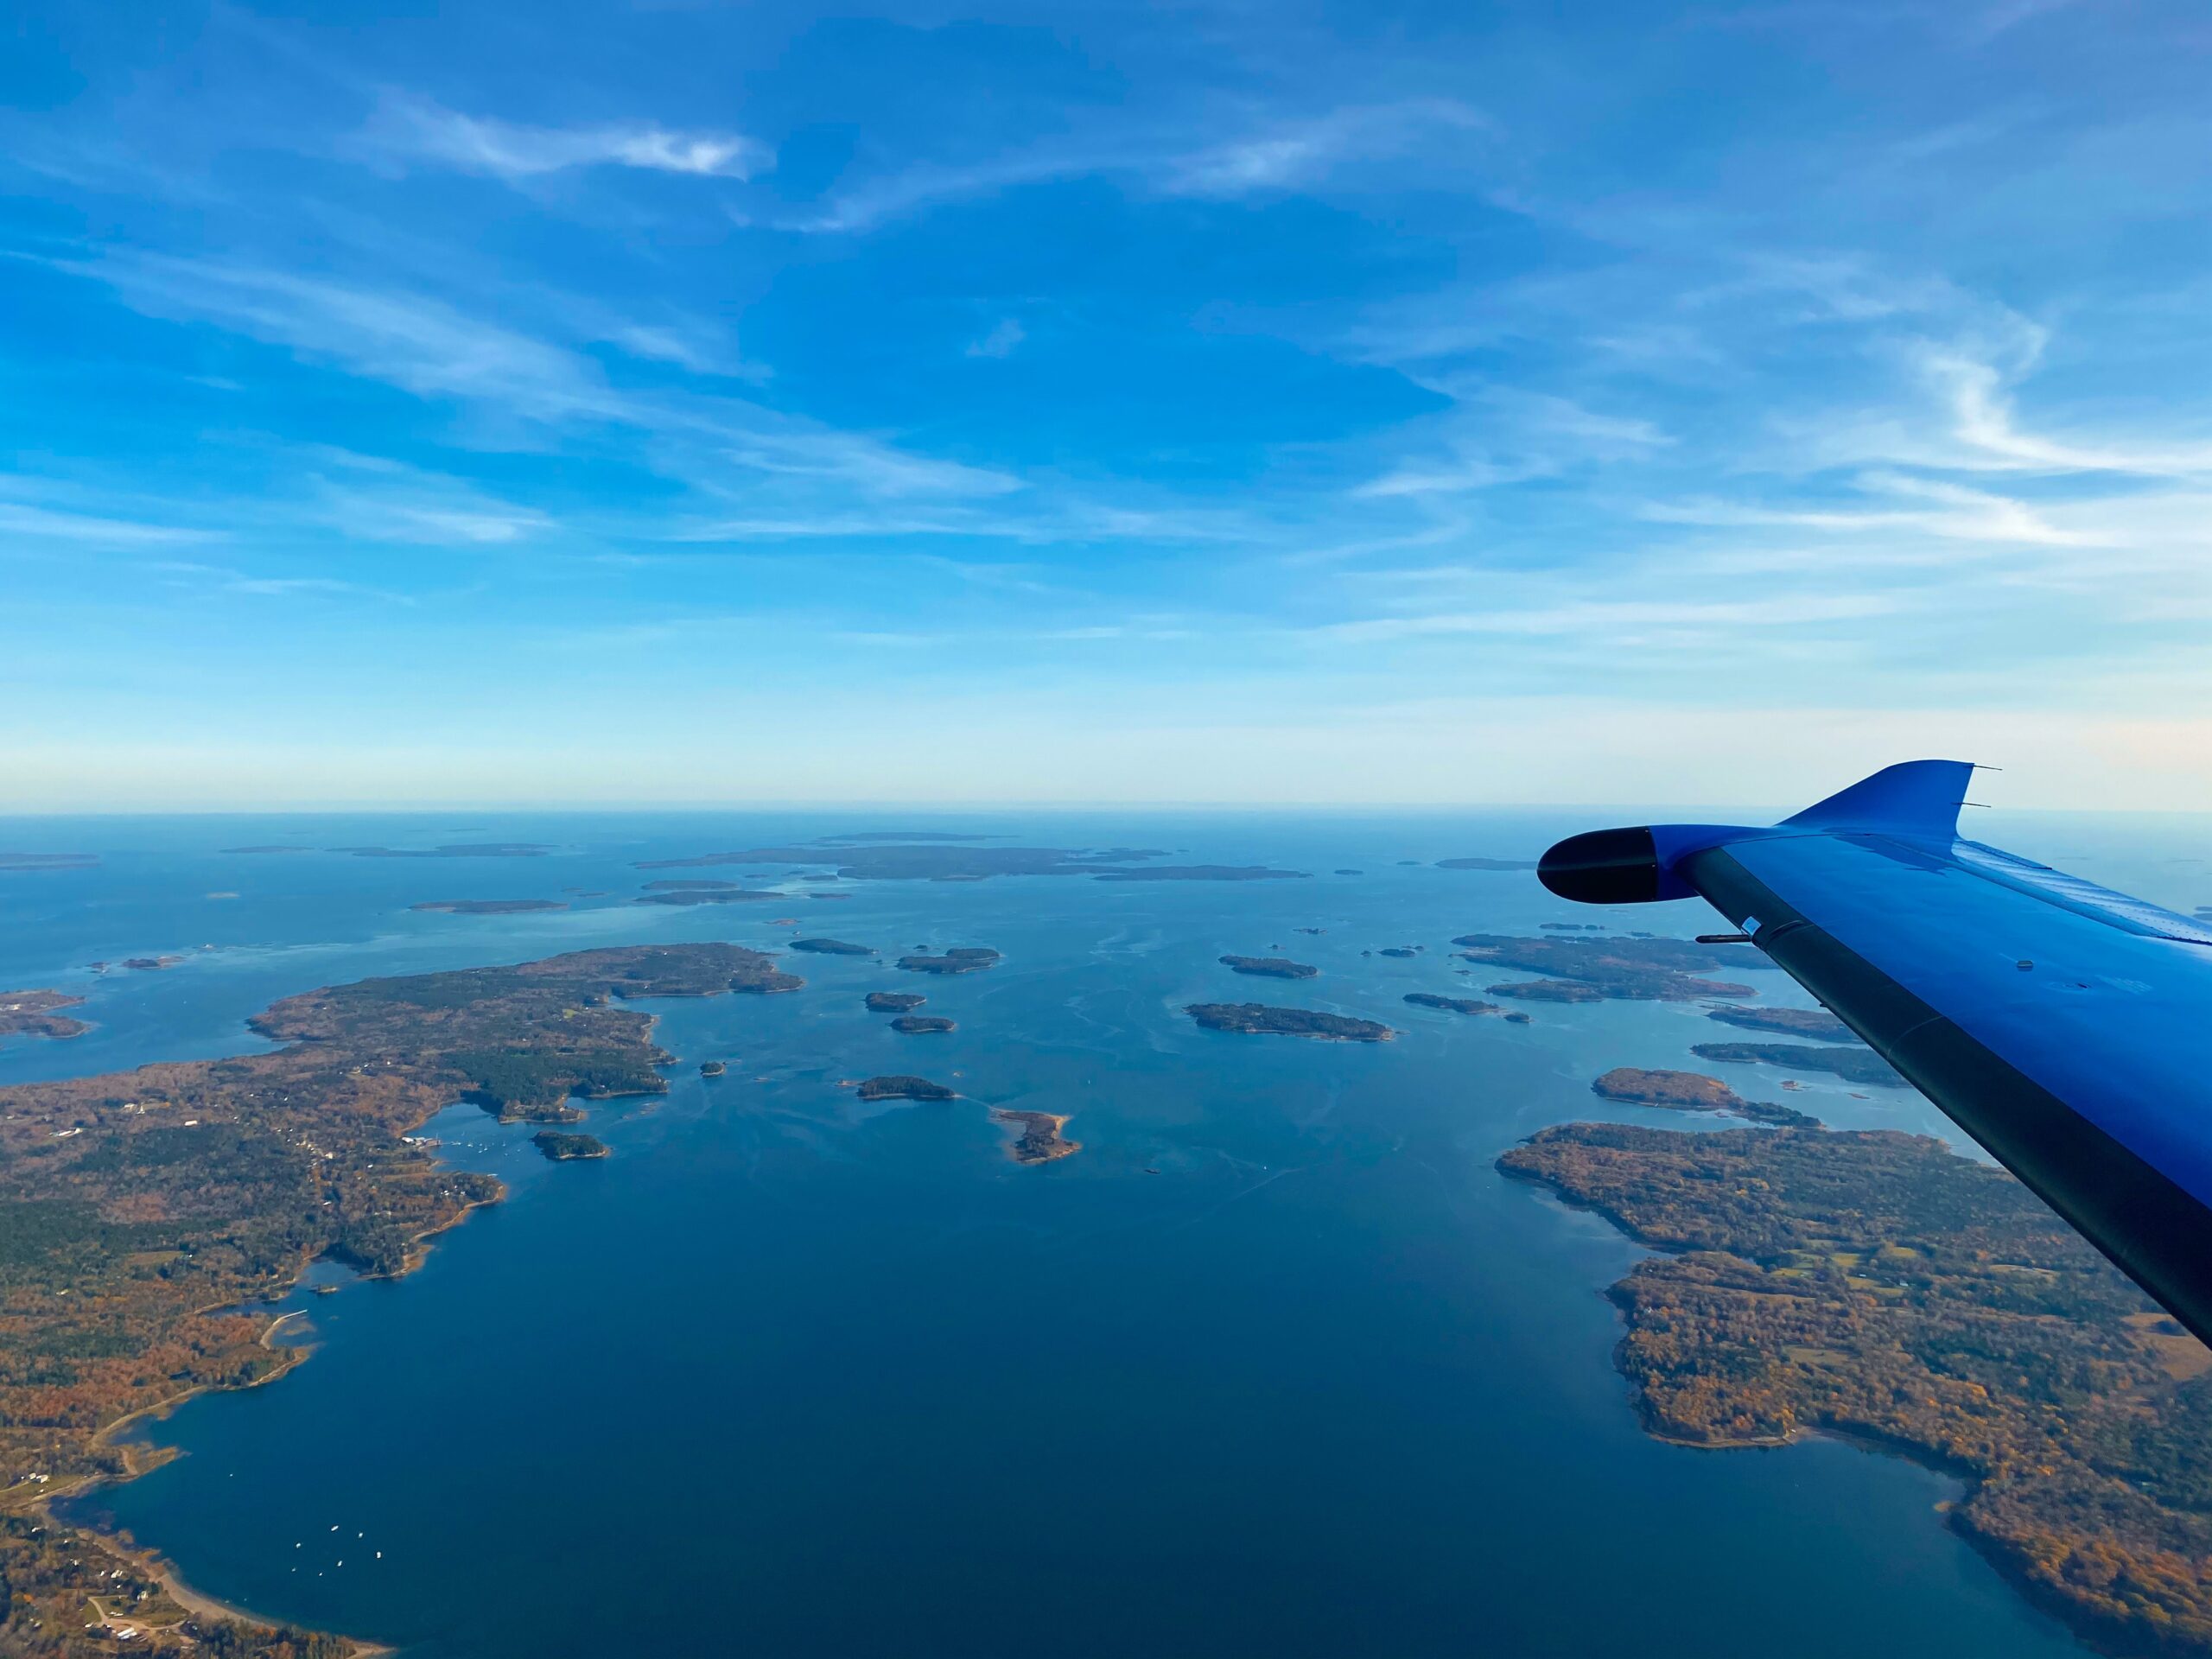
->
<box><xmin>12</xmin><ymin>806</ymin><xmax>2204</xmax><ymax>1657</ymax></box>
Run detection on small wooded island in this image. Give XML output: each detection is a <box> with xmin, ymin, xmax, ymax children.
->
<box><xmin>1691</xmin><ymin>1040</ymin><xmax>1903</xmax><ymax>1086</ymax></box>
<box><xmin>1092</xmin><ymin>863</ymin><xmax>1307</xmax><ymax>882</ymax></box>
<box><xmin>1219</xmin><ymin>955</ymin><xmax>1318</xmax><ymax>979</ymax></box>
<box><xmin>866</xmin><ymin>991</ymin><xmax>926</xmax><ymax>1013</ymax></box>
<box><xmin>1402</xmin><ymin>992</ymin><xmax>1497</xmax><ymax>1016</ymax></box>
<box><xmin>1452</xmin><ymin>932</ymin><xmax>1763</xmax><ymax>1002</ymax></box>
<box><xmin>855</xmin><ymin>1074</ymin><xmax>957</xmax><ymax>1101</ymax></box>
<box><xmin>700</xmin><ymin>1060</ymin><xmax>726</xmax><ymax>1077</ymax></box>
<box><xmin>790</xmin><ymin>938</ymin><xmax>873</xmax><ymax>956</ymax></box>
<box><xmin>993</xmin><ymin>1108</ymin><xmax>1079</xmax><ymax>1164</ymax></box>
<box><xmin>1185</xmin><ymin>1003</ymin><xmax>1395</xmax><ymax>1042</ymax></box>
<box><xmin>897</xmin><ymin>947</ymin><xmax>1001</xmax><ymax>976</ymax></box>
<box><xmin>410</xmin><ymin>898</ymin><xmax>569</xmax><ymax>915</ymax></box>
<box><xmin>634</xmin><ymin>887</ymin><xmax>783</xmax><ymax>906</ymax></box>
<box><xmin>1501</xmin><ymin>1119</ymin><xmax>2212</xmax><ymax>1656</ymax></box>
<box><xmin>333</xmin><ymin>842</ymin><xmax>552</xmax><ymax>859</ymax></box>
<box><xmin>1705</xmin><ymin>1003</ymin><xmax>1853</xmax><ymax>1039</ymax></box>
<box><xmin>890</xmin><ymin>1015</ymin><xmax>955</xmax><ymax>1033</ymax></box>
<box><xmin>1592</xmin><ymin>1066</ymin><xmax>1819</xmax><ymax>1128</ymax></box>
<box><xmin>0</xmin><ymin>988</ymin><xmax>90</xmax><ymax>1042</ymax></box>
<box><xmin>531</xmin><ymin>1130</ymin><xmax>608</xmax><ymax>1160</ymax></box>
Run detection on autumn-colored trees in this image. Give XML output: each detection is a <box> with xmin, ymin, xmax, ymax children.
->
<box><xmin>1503</xmin><ymin>1122</ymin><xmax>2212</xmax><ymax>1652</ymax></box>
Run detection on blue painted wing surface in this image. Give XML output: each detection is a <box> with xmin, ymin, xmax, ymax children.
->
<box><xmin>1541</xmin><ymin>760</ymin><xmax>2212</xmax><ymax>1343</ymax></box>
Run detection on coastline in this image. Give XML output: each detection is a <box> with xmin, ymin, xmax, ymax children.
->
<box><xmin>50</xmin><ymin>1108</ymin><xmax>515</xmax><ymax>1658</ymax></box>
<box><xmin>1500</xmin><ymin>1126</ymin><xmax>2193</xmax><ymax>1659</ymax></box>
<box><xmin>6</xmin><ymin>949</ymin><xmax>782</xmax><ymax>1659</ymax></box>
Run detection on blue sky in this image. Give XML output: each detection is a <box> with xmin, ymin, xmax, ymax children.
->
<box><xmin>6</xmin><ymin>0</ymin><xmax>2210</xmax><ymax>810</ymax></box>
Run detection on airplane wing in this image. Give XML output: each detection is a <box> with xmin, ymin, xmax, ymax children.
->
<box><xmin>1538</xmin><ymin>760</ymin><xmax>2212</xmax><ymax>1344</ymax></box>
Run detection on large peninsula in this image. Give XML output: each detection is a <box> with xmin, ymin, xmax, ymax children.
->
<box><xmin>1502</xmin><ymin>1121</ymin><xmax>2212</xmax><ymax>1656</ymax></box>
<box><xmin>0</xmin><ymin>942</ymin><xmax>799</xmax><ymax>1658</ymax></box>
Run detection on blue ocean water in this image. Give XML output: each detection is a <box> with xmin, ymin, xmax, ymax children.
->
<box><xmin>10</xmin><ymin>805</ymin><xmax>2205</xmax><ymax>1657</ymax></box>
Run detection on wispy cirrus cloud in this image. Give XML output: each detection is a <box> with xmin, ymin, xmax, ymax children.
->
<box><xmin>148</xmin><ymin>560</ymin><xmax>419</xmax><ymax>605</ymax></box>
<box><xmin>1914</xmin><ymin>346</ymin><xmax>2212</xmax><ymax>477</ymax></box>
<box><xmin>54</xmin><ymin>251</ymin><xmax>1021</xmax><ymax>503</ymax></box>
<box><xmin>767</xmin><ymin>99</ymin><xmax>1486</xmax><ymax>234</ymax></box>
<box><xmin>965</xmin><ymin>319</ymin><xmax>1025</xmax><ymax>359</ymax></box>
<box><xmin>1354</xmin><ymin>391</ymin><xmax>1671</xmax><ymax>499</ymax></box>
<box><xmin>358</xmin><ymin>95</ymin><xmax>771</xmax><ymax>182</ymax></box>
<box><xmin>1308</xmin><ymin>593</ymin><xmax>1897</xmax><ymax>645</ymax></box>
<box><xmin>0</xmin><ymin>500</ymin><xmax>218</xmax><ymax>546</ymax></box>
<box><xmin>71</xmin><ymin>251</ymin><xmax>609</xmax><ymax>416</ymax></box>
<box><xmin>1645</xmin><ymin>474</ymin><xmax>2094</xmax><ymax>548</ymax></box>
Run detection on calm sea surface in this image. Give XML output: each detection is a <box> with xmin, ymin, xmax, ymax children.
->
<box><xmin>11</xmin><ymin>806</ymin><xmax>2208</xmax><ymax>1657</ymax></box>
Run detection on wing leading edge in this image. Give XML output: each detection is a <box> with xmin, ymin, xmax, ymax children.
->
<box><xmin>1540</xmin><ymin>760</ymin><xmax>2212</xmax><ymax>1344</ymax></box>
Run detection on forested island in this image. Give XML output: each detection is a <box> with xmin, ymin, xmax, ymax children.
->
<box><xmin>866</xmin><ymin>991</ymin><xmax>926</xmax><ymax>1013</ymax></box>
<box><xmin>638</xmin><ymin>841</ymin><xmax>1168</xmax><ymax>880</ymax></box>
<box><xmin>897</xmin><ymin>948</ymin><xmax>1001</xmax><ymax>976</ymax></box>
<box><xmin>1705</xmin><ymin>1004</ymin><xmax>1854</xmax><ymax>1039</ymax></box>
<box><xmin>790</xmin><ymin>938</ymin><xmax>873</xmax><ymax>956</ymax></box>
<box><xmin>1452</xmin><ymin>932</ymin><xmax>1763</xmax><ymax>1002</ymax></box>
<box><xmin>855</xmin><ymin>1075</ymin><xmax>957</xmax><ymax>1101</ymax></box>
<box><xmin>1690</xmin><ymin>1040</ymin><xmax>1904</xmax><ymax>1087</ymax></box>
<box><xmin>1091</xmin><ymin>865</ymin><xmax>1306</xmax><ymax>882</ymax></box>
<box><xmin>1402</xmin><ymin>993</ymin><xmax>1498</xmax><ymax>1016</ymax></box>
<box><xmin>1185</xmin><ymin>1004</ymin><xmax>1395</xmax><ymax>1042</ymax></box>
<box><xmin>632</xmin><ymin>836</ymin><xmax>1303</xmax><ymax>883</ymax></box>
<box><xmin>633</xmin><ymin>887</ymin><xmax>783</xmax><ymax>906</ymax></box>
<box><xmin>890</xmin><ymin>1015</ymin><xmax>955</xmax><ymax>1033</ymax></box>
<box><xmin>0</xmin><ymin>941</ymin><xmax>801</xmax><ymax>1657</ymax></box>
<box><xmin>1500</xmin><ymin>1120</ymin><xmax>2212</xmax><ymax>1656</ymax></box>
<box><xmin>327</xmin><ymin>842</ymin><xmax>551</xmax><ymax>859</ymax></box>
<box><xmin>409</xmin><ymin>899</ymin><xmax>568</xmax><ymax>915</ymax></box>
<box><xmin>1591</xmin><ymin>1067</ymin><xmax>1819</xmax><ymax>1128</ymax></box>
<box><xmin>0</xmin><ymin>988</ymin><xmax>90</xmax><ymax>1043</ymax></box>
<box><xmin>531</xmin><ymin>1130</ymin><xmax>608</xmax><ymax>1160</ymax></box>
<box><xmin>993</xmin><ymin>1109</ymin><xmax>1079</xmax><ymax>1164</ymax></box>
<box><xmin>0</xmin><ymin>850</ymin><xmax>100</xmax><ymax>871</ymax></box>
<box><xmin>1220</xmin><ymin>955</ymin><xmax>1318</xmax><ymax>979</ymax></box>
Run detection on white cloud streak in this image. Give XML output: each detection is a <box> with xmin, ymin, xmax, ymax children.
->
<box><xmin>361</xmin><ymin>96</ymin><xmax>771</xmax><ymax>181</ymax></box>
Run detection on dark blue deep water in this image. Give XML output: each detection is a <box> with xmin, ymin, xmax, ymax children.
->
<box><xmin>11</xmin><ymin>807</ymin><xmax>2207</xmax><ymax>1657</ymax></box>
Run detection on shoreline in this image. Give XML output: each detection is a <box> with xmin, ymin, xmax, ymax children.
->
<box><xmin>2</xmin><ymin>942</ymin><xmax>773</xmax><ymax>1658</ymax></box>
<box><xmin>1502</xmin><ymin>1122</ymin><xmax>2174</xmax><ymax>1659</ymax></box>
<box><xmin>54</xmin><ymin>1114</ymin><xmax>514</xmax><ymax>1659</ymax></box>
<box><xmin>163</xmin><ymin>1562</ymin><xmax>393</xmax><ymax>1656</ymax></box>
